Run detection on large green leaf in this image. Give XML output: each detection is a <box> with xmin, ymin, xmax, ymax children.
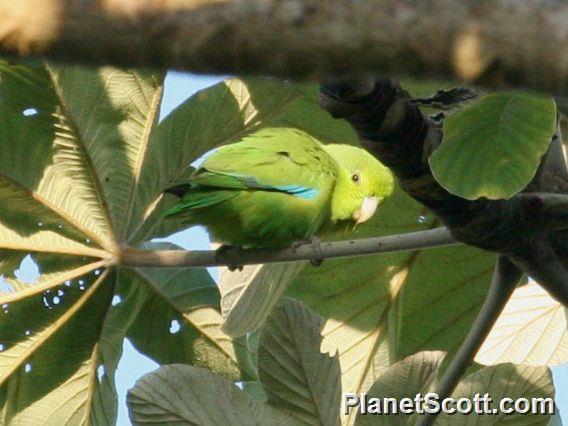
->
<box><xmin>0</xmin><ymin>62</ymin><xmax>364</xmax><ymax>423</ymax></box>
<box><xmin>430</xmin><ymin>92</ymin><xmax>557</xmax><ymax>200</ymax></box>
<box><xmin>46</xmin><ymin>65</ymin><xmax>164</xmax><ymax>243</ymax></box>
<box><xmin>437</xmin><ymin>363</ymin><xmax>554</xmax><ymax>425</ymax></box>
<box><xmin>121</xmin><ymin>260</ymin><xmax>255</xmax><ymax>381</ymax></box>
<box><xmin>219</xmin><ymin>261</ymin><xmax>307</xmax><ymax>337</ymax></box>
<box><xmin>0</xmin><ymin>65</ymin><xmax>280</xmax><ymax>423</ymax></box>
<box><xmin>127</xmin><ymin>298</ymin><xmax>339</xmax><ymax>426</ymax></box>
<box><xmin>127</xmin><ymin>365</ymin><xmax>294</xmax><ymax>426</ymax></box>
<box><xmin>351</xmin><ymin>351</ymin><xmax>554</xmax><ymax>426</ymax></box>
<box><xmin>0</xmin><ymin>269</ymin><xmax>114</xmax><ymax>425</ymax></box>
<box><xmin>259</xmin><ymin>298</ymin><xmax>341</xmax><ymax>426</ymax></box>
<box><xmin>93</xmin><ymin>258</ymin><xmax>254</xmax><ymax>423</ymax></box>
<box><xmin>354</xmin><ymin>351</ymin><xmax>445</xmax><ymax>426</ymax></box>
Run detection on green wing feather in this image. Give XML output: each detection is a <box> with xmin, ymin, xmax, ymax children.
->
<box><xmin>164</xmin><ymin>189</ymin><xmax>238</xmax><ymax>216</ymax></box>
<box><xmin>196</xmin><ymin>127</ymin><xmax>336</xmax><ymax>189</ymax></box>
<box><xmin>165</xmin><ymin>127</ymin><xmax>338</xmax><ymax>216</ymax></box>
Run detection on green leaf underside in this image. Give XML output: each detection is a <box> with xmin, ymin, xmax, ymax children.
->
<box><xmin>354</xmin><ymin>351</ymin><xmax>553</xmax><ymax>426</ymax></box>
<box><xmin>128</xmin><ymin>302</ymin><xmax>554</xmax><ymax>426</ymax></box>
<box><xmin>1</xmin><ymin>66</ymin><xmax>307</xmax><ymax>422</ymax></box>
<box><xmin>430</xmin><ymin>92</ymin><xmax>557</xmax><ymax>200</ymax></box>
<box><xmin>259</xmin><ymin>299</ymin><xmax>341</xmax><ymax>426</ymax></box>
<box><xmin>128</xmin><ymin>365</ymin><xmax>294</xmax><ymax>426</ymax></box>
<box><xmin>1</xmin><ymin>64</ymin><xmax>361</xmax><ymax>422</ymax></box>
<box><xmin>355</xmin><ymin>351</ymin><xmax>446</xmax><ymax>426</ymax></box>
<box><xmin>128</xmin><ymin>299</ymin><xmax>338</xmax><ymax>425</ymax></box>
<box><xmin>220</xmin><ymin>261</ymin><xmax>308</xmax><ymax>337</ymax></box>
<box><xmin>114</xmin><ymin>264</ymin><xmax>252</xmax><ymax>382</ymax></box>
<box><xmin>437</xmin><ymin>363</ymin><xmax>553</xmax><ymax>425</ymax></box>
<box><xmin>0</xmin><ymin>270</ymin><xmax>114</xmax><ymax>425</ymax></box>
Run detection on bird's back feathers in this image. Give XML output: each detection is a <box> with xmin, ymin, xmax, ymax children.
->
<box><xmin>163</xmin><ymin>128</ymin><xmax>339</xmax><ymax>247</ymax></box>
<box><xmin>165</xmin><ymin>127</ymin><xmax>338</xmax><ymax>214</ymax></box>
<box><xmin>193</xmin><ymin>127</ymin><xmax>337</xmax><ymax>192</ymax></box>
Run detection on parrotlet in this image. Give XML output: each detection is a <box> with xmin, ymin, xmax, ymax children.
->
<box><xmin>165</xmin><ymin>127</ymin><xmax>394</xmax><ymax>248</ymax></box>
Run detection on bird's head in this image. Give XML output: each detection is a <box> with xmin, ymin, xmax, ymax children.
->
<box><xmin>324</xmin><ymin>144</ymin><xmax>394</xmax><ymax>225</ymax></box>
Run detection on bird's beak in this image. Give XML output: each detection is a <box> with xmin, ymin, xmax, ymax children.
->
<box><xmin>352</xmin><ymin>196</ymin><xmax>379</xmax><ymax>224</ymax></box>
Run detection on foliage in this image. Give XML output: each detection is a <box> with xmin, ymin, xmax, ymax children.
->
<box><xmin>430</xmin><ymin>92</ymin><xmax>557</xmax><ymax>200</ymax></box>
<box><xmin>0</xmin><ymin>61</ymin><xmax>562</xmax><ymax>425</ymax></box>
<box><xmin>476</xmin><ymin>280</ymin><xmax>568</xmax><ymax>367</ymax></box>
<box><xmin>129</xmin><ymin>299</ymin><xmax>555</xmax><ymax>426</ymax></box>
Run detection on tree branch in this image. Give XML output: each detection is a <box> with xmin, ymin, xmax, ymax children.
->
<box><xmin>417</xmin><ymin>255</ymin><xmax>523</xmax><ymax>426</ymax></box>
<box><xmin>319</xmin><ymin>79</ymin><xmax>568</xmax><ymax>254</ymax></box>
<box><xmin>1</xmin><ymin>0</ymin><xmax>567</xmax><ymax>97</ymax></box>
<box><xmin>515</xmin><ymin>193</ymin><xmax>568</xmax><ymax>232</ymax></box>
<box><xmin>119</xmin><ymin>227</ymin><xmax>457</xmax><ymax>268</ymax></box>
<box><xmin>320</xmin><ymin>78</ymin><xmax>523</xmax><ymax>252</ymax></box>
<box><xmin>511</xmin><ymin>240</ymin><xmax>568</xmax><ymax>307</ymax></box>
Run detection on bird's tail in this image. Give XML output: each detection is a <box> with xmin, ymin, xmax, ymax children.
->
<box><xmin>163</xmin><ymin>184</ymin><xmax>192</xmax><ymax>218</ymax></box>
<box><xmin>164</xmin><ymin>184</ymin><xmax>191</xmax><ymax>197</ymax></box>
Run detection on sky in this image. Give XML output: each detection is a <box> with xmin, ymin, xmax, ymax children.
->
<box><xmin>8</xmin><ymin>70</ymin><xmax>568</xmax><ymax>424</ymax></box>
<box><xmin>114</xmin><ymin>72</ymin><xmax>224</xmax><ymax>425</ymax></box>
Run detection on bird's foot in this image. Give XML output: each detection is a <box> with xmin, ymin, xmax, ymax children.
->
<box><xmin>292</xmin><ymin>236</ymin><xmax>324</xmax><ymax>267</ymax></box>
<box><xmin>215</xmin><ymin>244</ymin><xmax>244</xmax><ymax>272</ymax></box>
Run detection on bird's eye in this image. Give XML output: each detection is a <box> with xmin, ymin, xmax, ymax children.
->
<box><xmin>351</xmin><ymin>173</ymin><xmax>360</xmax><ymax>183</ymax></box>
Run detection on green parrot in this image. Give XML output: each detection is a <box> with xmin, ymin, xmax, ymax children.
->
<box><xmin>164</xmin><ymin>127</ymin><xmax>394</xmax><ymax>248</ymax></box>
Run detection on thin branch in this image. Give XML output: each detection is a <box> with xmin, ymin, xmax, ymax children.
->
<box><xmin>119</xmin><ymin>227</ymin><xmax>458</xmax><ymax>268</ymax></box>
<box><xmin>0</xmin><ymin>0</ymin><xmax>567</xmax><ymax>97</ymax></box>
<box><xmin>511</xmin><ymin>240</ymin><xmax>568</xmax><ymax>307</ymax></box>
<box><xmin>410</xmin><ymin>87</ymin><xmax>483</xmax><ymax>111</ymax></box>
<box><xmin>417</xmin><ymin>255</ymin><xmax>523</xmax><ymax>426</ymax></box>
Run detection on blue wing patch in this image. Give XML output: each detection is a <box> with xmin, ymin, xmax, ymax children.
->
<box><xmin>274</xmin><ymin>185</ymin><xmax>319</xmax><ymax>200</ymax></box>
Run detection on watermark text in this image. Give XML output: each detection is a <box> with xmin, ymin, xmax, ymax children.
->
<box><xmin>343</xmin><ymin>392</ymin><xmax>555</xmax><ymax>416</ymax></box>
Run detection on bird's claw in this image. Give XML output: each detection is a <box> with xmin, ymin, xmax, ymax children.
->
<box><xmin>293</xmin><ymin>236</ymin><xmax>324</xmax><ymax>267</ymax></box>
<box><xmin>228</xmin><ymin>264</ymin><xmax>244</xmax><ymax>272</ymax></box>
<box><xmin>216</xmin><ymin>244</ymin><xmax>244</xmax><ymax>272</ymax></box>
<box><xmin>310</xmin><ymin>258</ymin><xmax>323</xmax><ymax>268</ymax></box>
